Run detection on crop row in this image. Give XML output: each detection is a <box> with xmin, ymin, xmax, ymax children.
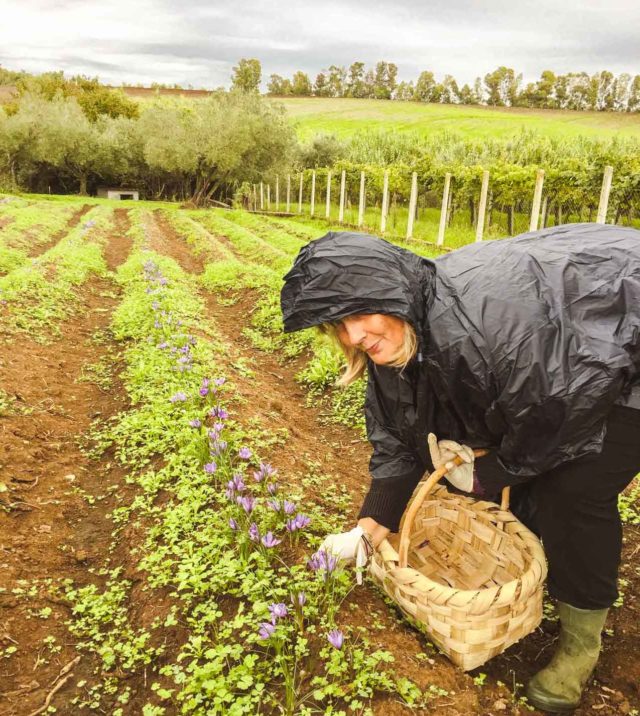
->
<box><xmin>0</xmin><ymin>205</ymin><xmax>113</xmax><ymax>337</ymax></box>
<box><xmin>64</xmin><ymin>207</ymin><xmax>427</xmax><ymax>714</ymax></box>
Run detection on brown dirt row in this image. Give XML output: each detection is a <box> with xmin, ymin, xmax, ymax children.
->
<box><xmin>148</xmin><ymin>210</ymin><xmax>640</xmax><ymax>715</ymax></box>
<box><xmin>0</xmin><ymin>212</ymin><xmax>133</xmax><ymax>716</ymax></box>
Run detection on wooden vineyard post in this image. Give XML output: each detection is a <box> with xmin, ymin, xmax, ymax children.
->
<box><xmin>252</xmin><ymin>184</ymin><xmax>257</xmax><ymax>211</ymax></box>
<box><xmin>266</xmin><ymin>184</ymin><xmax>271</xmax><ymax>211</ymax></box>
<box><xmin>339</xmin><ymin>169</ymin><xmax>346</xmax><ymax>223</ymax></box>
<box><xmin>529</xmin><ymin>169</ymin><xmax>545</xmax><ymax>232</ymax></box>
<box><xmin>259</xmin><ymin>182</ymin><xmax>264</xmax><ymax>211</ymax></box>
<box><xmin>380</xmin><ymin>169</ymin><xmax>389</xmax><ymax>234</ymax></box>
<box><xmin>325</xmin><ymin>171</ymin><xmax>332</xmax><ymax>219</ymax></box>
<box><xmin>475</xmin><ymin>170</ymin><xmax>490</xmax><ymax>242</ymax></box>
<box><xmin>275</xmin><ymin>176</ymin><xmax>280</xmax><ymax>211</ymax></box>
<box><xmin>597</xmin><ymin>165</ymin><xmax>614</xmax><ymax>224</ymax></box>
<box><xmin>286</xmin><ymin>174</ymin><xmax>291</xmax><ymax>213</ymax></box>
<box><xmin>358</xmin><ymin>171</ymin><xmax>366</xmax><ymax>227</ymax></box>
<box><xmin>406</xmin><ymin>171</ymin><xmax>418</xmax><ymax>240</ymax></box>
<box><xmin>540</xmin><ymin>196</ymin><xmax>548</xmax><ymax>229</ymax></box>
<box><xmin>437</xmin><ymin>172</ymin><xmax>452</xmax><ymax>247</ymax></box>
<box><xmin>298</xmin><ymin>173</ymin><xmax>303</xmax><ymax>213</ymax></box>
<box><xmin>310</xmin><ymin>170</ymin><xmax>316</xmax><ymax>217</ymax></box>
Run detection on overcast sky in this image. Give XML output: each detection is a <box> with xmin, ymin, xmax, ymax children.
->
<box><xmin>1</xmin><ymin>0</ymin><xmax>639</xmax><ymax>89</ymax></box>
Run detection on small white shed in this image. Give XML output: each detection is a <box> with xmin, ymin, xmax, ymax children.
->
<box><xmin>97</xmin><ymin>187</ymin><xmax>139</xmax><ymax>201</ymax></box>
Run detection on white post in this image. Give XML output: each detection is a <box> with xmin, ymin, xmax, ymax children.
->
<box><xmin>298</xmin><ymin>173</ymin><xmax>303</xmax><ymax>213</ymax></box>
<box><xmin>325</xmin><ymin>171</ymin><xmax>332</xmax><ymax>219</ymax></box>
<box><xmin>437</xmin><ymin>172</ymin><xmax>452</xmax><ymax>247</ymax></box>
<box><xmin>259</xmin><ymin>182</ymin><xmax>264</xmax><ymax>210</ymax></box>
<box><xmin>339</xmin><ymin>169</ymin><xmax>346</xmax><ymax>223</ymax></box>
<box><xmin>357</xmin><ymin>171</ymin><xmax>366</xmax><ymax>227</ymax></box>
<box><xmin>266</xmin><ymin>184</ymin><xmax>271</xmax><ymax>211</ymax></box>
<box><xmin>286</xmin><ymin>174</ymin><xmax>291</xmax><ymax>213</ymax></box>
<box><xmin>252</xmin><ymin>184</ymin><xmax>257</xmax><ymax>211</ymax></box>
<box><xmin>380</xmin><ymin>170</ymin><xmax>389</xmax><ymax>234</ymax></box>
<box><xmin>540</xmin><ymin>196</ymin><xmax>548</xmax><ymax>229</ymax></box>
<box><xmin>275</xmin><ymin>176</ymin><xmax>280</xmax><ymax>211</ymax></box>
<box><xmin>529</xmin><ymin>169</ymin><xmax>545</xmax><ymax>232</ymax></box>
<box><xmin>406</xmin><ymin>171</ymin><xmax>418</xmax><ymax>240</ymax></box>
<box><xmin>475</xmin><ymin>170</ymin><xmax>490</xmax><ymax>242</ymax></box>
<box><xmin>310</xmin><ymin>170</ymin><xmax>316</xmax><ymax>217</ymax></box>
<box><xmin>596</xmin><ymin>165</ymin><xmax>614</xmax><ymax>224</ymax></box>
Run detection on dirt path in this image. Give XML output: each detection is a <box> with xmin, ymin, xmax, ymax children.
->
<box><xmin>27</xmin><ymin>205</ymin><xmax>93</xmax><ymax>259</ymax></box>
<box><xmin>0</xmin><ymin>215</ymin><xmax>133</xmax><ymax>716</ymax></box>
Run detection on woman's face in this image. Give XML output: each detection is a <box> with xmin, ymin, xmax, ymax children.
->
<box><xmin>335</xmin><ymin>313</ymin><xmax>406</xmax><ymax>365</ymax></box>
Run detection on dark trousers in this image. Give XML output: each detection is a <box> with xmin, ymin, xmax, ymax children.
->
<box><xmin>497</xmin><ymin>406</ymin><xmax>640</xmax><ymax>610</ymax></box>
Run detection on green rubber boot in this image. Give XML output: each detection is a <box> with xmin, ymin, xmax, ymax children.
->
<box><xmin>526</xmin><ymin>602</ymin><xmax>609</xmax><ymax>713</ymax></box>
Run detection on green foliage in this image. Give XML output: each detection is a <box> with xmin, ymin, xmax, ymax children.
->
<box><xmin>619</xmin><ymin>477</ymin><xmax>640</xmax><ymax>525</ymax></box>
<box><xmin>231</xmin><ymin>58</ymin><xmax>262</xmax><ymax>93</ymax></box>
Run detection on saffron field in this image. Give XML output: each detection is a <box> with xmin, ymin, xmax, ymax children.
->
<box><xmin>0</xmin><ymin>194</ymin><xmax>638</xmax><ymax>716</ymax></box>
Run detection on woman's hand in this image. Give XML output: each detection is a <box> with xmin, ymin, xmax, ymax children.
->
<box><xmin>319</xmin><ymin>524</ymin><xmax>379</xmax><ymax>584</ymax></box>
<box><xmin>428</xmin><ymin>433</ymin><xmax>475</xmax><ymax>491</ymax></box>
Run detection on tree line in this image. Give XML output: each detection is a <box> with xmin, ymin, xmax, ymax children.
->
<box><xmin>230</xmin><ymin>59</ymin><xmax>640</xmax><ymax>112</ymax></box>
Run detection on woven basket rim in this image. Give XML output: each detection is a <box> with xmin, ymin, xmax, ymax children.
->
<box><xmin>373</xmin><ymin>491</ymin><xmax>547</xmax><ymax>603</ymax></box>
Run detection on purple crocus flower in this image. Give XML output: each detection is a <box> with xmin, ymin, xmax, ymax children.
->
<box><xmin>204</xmin><ymin>461</ymin><xmax>217</xmax><ymax>474</ymax></box>
<box><xmin>169</xmin><ymin>392</ymin><xmax>188</xmax><ymax>403</ymax></box>
<box><xmin>214</xmin><ymin>377</ymin><xmax>226</xmax><ymax>387</ymax></box>
<box><xmin>258</xmin><ymin>622</ymin><xmax>275</xmax><ymax>640</ymax></box>
<box><xmin>240</xmin><ymin>495</ymin><xmax>255</xmax><ymax>514</ymax></box>
<box><xmin>157</xmin><ymin>342</ymin><xmax>169</xmax><ymax>349</ymax></box>
<box><xmin>294</xmin><ymin>514</ymin><xmax>311</xmax><ymax>530</ymax></box>
<box><xmin>261</xmin><ymin>532</ymin><xmax>281</xmax><ymax>548</ymax></box>
<box><xmin>293</xmin><ymin>591</ymin><xmax>306</xmax><ymax>607</ymax></box>
<box><xmin>229</xmin><ymin>518</ymin><xmax>238</xmax><ymax>530</ymax></box>
<box><xmin>249</xmin><ymin>523</ymin><xmax>260</xmax><ymax>542</ymax></box>
<box><xmin>308</xmin><ymin>549</ymin><xmax>338</xmax><ymax>574</ymax></box>
<box><xmin>189</xmin><ymin>419</ymin><xmax>202</xmax><ymax>428</ymax></box>
<box><xmin>283</xmin><ymin>500</ymin><xmax>296</xmax><ymax>515</ymax></box>
<box><xmin>268</xmin><ymin>603</ymin><xmax>288</xmax><ymax>621</ymax></box>
<box><xmin>232</xmin><ymin>474</ymin><xmax>245</xmax><ymax>491</ymax></box>
<box><xmin>253</xmin><ymin>463</ymin><xmax>276</xmax><ymax>482</ymax></box>
<box><xmin>267</xmin><ymin>499</ymin><xmax>280</xmax><ymax>512</ymax></box>
<box><xmin>238</xmin><ymin>447</ymin><xmax>252</xmax><ymax>460</ymax></box>
<box><xmin>210</xmin><ymin>440</ymin><xmax>227</xmax><ymax>455</ymax></box>
<box><xmin>327</xmin><ymin>629</ymin><xmax>344</xmax><ymax>650</ymax></box>
<box><xmin>267</xmin><ymin>482</ymin><xmax>279</xmax><ymax>495</ymax></box>
<box><xmin>209</xmin><ymin>407</ymin><xmax>229</xmax><ymax>419</ymax></box>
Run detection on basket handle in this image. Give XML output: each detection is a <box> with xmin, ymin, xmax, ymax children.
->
<box><xmin>397</xmin><ymin>449</ymin><xmax>510</xmax><ymax>568</ymax></box>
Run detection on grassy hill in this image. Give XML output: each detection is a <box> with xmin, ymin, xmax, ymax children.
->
<box><xmin>277</xmin><ymin>97</ymin><xmax>640</xmax><ymax>141</ymax></box>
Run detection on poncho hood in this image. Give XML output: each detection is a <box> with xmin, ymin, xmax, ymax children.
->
<box><xmin>280</xmin><ymin>231</ymin><xmax>435</xmax><ymax>343</ymax></box>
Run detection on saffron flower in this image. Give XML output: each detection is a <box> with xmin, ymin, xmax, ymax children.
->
<box><xmin>267</xmin><ymin>499</ymin><xmax>280</xmax><ymax>512</ymax></box>
<box><xmin>283</xmin><ymin>500</ymin><xmax>296</xmax><ymax>515</ymax></box>
<box><xmin>253</xmin><ymin>463</ymin><xmax>277</xmax><ymax>482</ymax></box>
<box><xmin>327</xmin><ymin>629</ymin><xmax>344</xmax><ymax>650</ymax></box>
<box><xmin>258</xmin><ymin>622</ymin><xmax>275</xmax><ymax>640</ymax></box>
<box><xmin>267</xmin><ymin>482</ymin><xmax>279</xmax><ymax>495</ymax></box>
<box><xmin>286</xmin><ymin>514</ymin><xmax>311</xmax><ymax>532</ymax></box>
<box><xmin>214</xmin><ymin>377</ymin><xmax>226</xmax><ymax>387</ymax></box>
<box><xmin>157</xmin><ymin>342</ymin><xmax>169</xmax><ymax>349</ymax></box>
<box><xmin>268</xmin><ymin>603</ymin><xmax>288</xmax><ymax>621</ymax></box>
<box><xmin>238</xmin><ymin>447</ymin><xmax>252</xmax><ymax>460</ymax></box>
<box><xmin>261</xmin><ymin>532</ymin><xmax>281</xmax><ymax>548</ymax></box>
<box><xmin>204</xmin><ymin>461</ymin><xmax>217</xmax><ymax>474</ymax></box>
<box><xmin>240</xmin><ymin>495</ymin><xmax>255</xmax><ymax>514</ymax></box>
<box><xmin>308</xmin><ymin>549</ymin><xmax>338</xmax><ymax>575</ymax></box>
<box><xmin>169</xmin><ymin>391</ymin><xmax>188</xmax><ymax>403</ymax></box>
<box><xmin>291</xmin><ymin>591</ymin><xmax>306</xmax><ymax>607</ymax></box>
<box><xmin>249</xmin><ymin>523</ymin><xmax>260</xmax><ymax>542</ymax></box>
<box><xmin>231</xmin><ymin>474</ymin><xmax>245</xmax><ymax>491</ymax></box>
<box><xmin>229</xmin><ymin>518</ymin><xmax>238</xmax><ymax>530</ymax></box>
<box><xmin>189</xmin><ymin>419</ymin><xmax>202</xmax><ymax>428</ymax></box>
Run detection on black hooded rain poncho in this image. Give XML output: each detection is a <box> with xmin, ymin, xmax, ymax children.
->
<box><xmin>280</xmin><ymin>224</ymin><xmax>640</xmax><ymax>531</ymax></box>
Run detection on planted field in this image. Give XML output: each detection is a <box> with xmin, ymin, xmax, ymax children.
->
<box><xmin>1</xmin><ymin>196</ymin><xmax>638</xmax><ymax>716</ymax></box>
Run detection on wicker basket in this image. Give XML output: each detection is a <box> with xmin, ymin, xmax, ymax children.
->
<box><xmin>369</xmin><ymin>452</ymin><xmax>547</xmax><ymax>671</ymax></box>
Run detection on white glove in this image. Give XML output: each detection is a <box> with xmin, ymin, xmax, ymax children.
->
<box><xmin>319</xmin><ymin>526</ymin><xmax>372</xmax><ymax>585</ymax></box>
<box><xmin>428</xmin><ymin>433</ymin><xmax>475</xmax><ymax>492</ymax></box>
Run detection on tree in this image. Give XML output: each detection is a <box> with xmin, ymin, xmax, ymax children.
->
<box><xmin>231</xmin><ymin>58</ymin><xmax>262</xmax><ymax>93</ymax></box>
<box><xmin>414</xmin><ymin>71</ymin><xmax>436</xmax><ymax>102</ymax></box>
<box><xmin>595</xmin><ymin>71</ymin><xmax>615</xmax><ymax>110</ymax></box>
<box><xmin>373</xmin><ymin>61</ymin><xmax>397</xmax><ymax>99</ymax></box>
<box><xmin>267</xmin><ymin>74</ymin><xmax>292</xmax><ymax>96</ymax></box>
<box><xmin>628</xmin><ymin>75</ymin><xmax>640</xmax><ymax>112</ymax></box>
<box><xmin>327</xmin><ymin>65</ymin><xmax>347</xmax><ymax>97</ymax></box>
<box><xmin>291</xmin><ymin>71</ymin><xmax>312</xmax><ymax>96</ymax></box>
<box><xmin>457</xmin><ymin>83</ymin><xmax>476</xmax><ymax>105</ymax></box>
<box><xmin>440</xmin><ymin>75</ymin><xmax>460</xmax><ymax>104</ymax></box>
<box><xmin>298</xmin><ymin>134</ymin><xmax>345</xmax><ymax>167</ymax></box>
<box><xmin>394</xmin><ymin>81</ymin><xmax>414</xmax><ymax>101</ymax></box>
<box><xmin>484</xmin><ymin>66</ymin><xmax>521</xmax><ymax>106</ymax></box>
<box><xmin>612</xmin><ymin>73</ymin><xmax>631</xmax><ymax>112</ymax></box>
<box><xmin>346</xmin><ymin>62</ymin><xmax>366</xmax><ymax>98</ymax></box>
<box><xmin>314</xmin><ymin>72</ymin><xmax>332</xmax><ymax>97</ymax></box>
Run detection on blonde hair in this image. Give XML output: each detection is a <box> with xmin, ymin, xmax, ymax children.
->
<box><xmin>319</xmin><ymin>318</ymin><xmax>418</xmax><ymax>387</ymax></box>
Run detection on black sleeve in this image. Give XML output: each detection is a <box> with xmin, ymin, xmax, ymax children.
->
<box><xmin>358</xmin><ymin>365</ymin><xmax>426</xmax><ymax>532</ymax></box>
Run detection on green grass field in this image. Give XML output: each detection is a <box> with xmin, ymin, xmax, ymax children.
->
<box><xmin>277</xmin><ymin>97</ymin><xmax>640</xmax><ymax>141</ymax></box>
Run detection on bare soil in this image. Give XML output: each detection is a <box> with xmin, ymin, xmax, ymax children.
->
<box><xmin>1</xmin><ymin>208</ymin><xmax>638</xmax><ymax>716</ymax></box>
